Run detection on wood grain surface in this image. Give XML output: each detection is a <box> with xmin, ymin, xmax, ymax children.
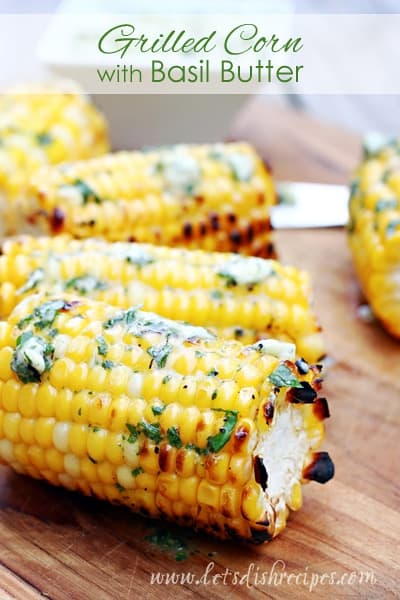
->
<box><xmin>1</xmin><ymin>98</ymin><xmax>399</xmax><ymax>600</ymax></box>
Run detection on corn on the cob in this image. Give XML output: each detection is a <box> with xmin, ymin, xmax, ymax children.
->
<box><xmin>0</xmin><ymin>82</ymin><xmax>109</xmax><ymax>236</ymax></box>
<box><xmin>0</xmin><ymin>236</ymin><xmax>324</xmax><ymax>363</ymax></box>
<box><xmin>349</xmin><ymin>138</ymin><xmax>400</xmax><ymax>337</ymax></box>
<box><xmin>0</xmin><ymin>293</ymin><xmax>333</xmax><ymax>542</ymax></box>
<box><xmin>18</xmin><ymin>143</ymin><xmax>276</xmax><ymax>256</ymax></box>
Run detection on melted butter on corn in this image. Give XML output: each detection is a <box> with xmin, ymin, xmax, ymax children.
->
<box><xmin>0</xmin><ymin>236</ymin><xmax>325</xmax><ymax>364</ymax></box>
<box><xmin>0</xmin><ymin>293</ymin><xmax>334</xmax><ymax>543</ymax></box>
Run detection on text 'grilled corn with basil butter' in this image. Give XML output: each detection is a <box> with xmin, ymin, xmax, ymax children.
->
<box><xmin>0</xmin><ymin>294</ymin><xmax>333</xmax><ymax>543</ymax></box>
<box><xmin>0</xmin><ymin>236</ymin><xmax>324</xmax><ymax>363</ymax></box>
<box><xmin>19</xmin><ymin>143</ymin><xmax>276</xmax><ymax>256</ymax></box>
<box><xmin>0</xmin><ymin>82</ymin><xmax>109</xmax><ymax>236</ymax></box>
<box><xmin>349</xmin><ymin>137</ymin><xmax>400</xmax><ymax>337</ymax></box>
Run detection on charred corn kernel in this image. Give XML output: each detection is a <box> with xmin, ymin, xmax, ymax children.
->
<box><xmin>349</xmin><ymin>138</ymin><xmax>400</xmax><ymax>337</ymax></box>
<box><xmin>0</xmin><ymin>294</ymin><xmax>333</xmax><ymax>543</ymax></box>
<box><xmin>0</xmin><ymin>82</ymin><xmax>109</xmax><ymax>237</ymax></box>
<box><xmin>0</xmin><ymin>236</ymin><xmax>323</xmax><ymax>363</ymax></box>
<box><xmin>19</xmin><ymin>143</ymin><xmax>275</xmax><ymax>257</ymax></box>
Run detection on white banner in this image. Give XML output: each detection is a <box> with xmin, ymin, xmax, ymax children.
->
<box><xmin>0</xmin><ymin>13</ymin><xmax>399</xmax><ymax>94</ymax></box>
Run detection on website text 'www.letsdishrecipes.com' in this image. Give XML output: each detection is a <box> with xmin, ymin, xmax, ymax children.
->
<box><xmin>149</xmin><ymin>560</ymin><xmax>377</xmax><ymax>592</ymax></box>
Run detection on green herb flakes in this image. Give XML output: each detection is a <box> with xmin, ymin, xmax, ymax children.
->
<box><xmin>102</xmin><ymin>359</ymin><xmax>114</xmax><ymax>370</ymax></box>
<box><xmin>131</xmin><ymin>467</ymin><xmax>144</xmax><ymax>477</ymax></box>
<box><xmin>206</xmin><ymin>409</ymin><xmax>238</xmax><ymax>453</ymax></box>
<box><xmin>65</xmin><ymin>275</ymin><xmax>108</xmax><ymax>295</ymax></box>
<box><xmin>16</xmin><ymin>269</ymin><xmax>44</xmax><ymax>295</ymax></box>
<box><xmin>147</xmin><ymin>343</ymin><xmax>171</xmax><ymax>368</ymax></box>
<box><xmin>11</xmin><ymin>332</ymin><xmax>54</xmax><ymax>384</ymax></box>
<box><xmin>96</xmin><ymin>335</ymin><xmax>108</xmax><ymax>356</ymax></box>
<box><xmin>64</xmin><ymin>179</ymin><xmax>101</xmax><ymax>205</ymax></box>
<box><xmin>139</xmin><ymin>420</ymin><xmax>162</xmax><ymax>444</ymax></box>
<box><xmin>126</xmin><ymin>423</ymin><xmax>139</xmax><ymax>443</ymax></box>
<box><xmin>166</xmin><ymin>426</ymin><xmax>182</xmax><ymax>449</ymax></box>
<box><xmin>268</xmin><ymin>364</ymin><xmax>302</xmax><ymax>388</ymax></box>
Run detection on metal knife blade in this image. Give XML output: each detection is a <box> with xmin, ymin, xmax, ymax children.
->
<box><xmin>272</xmin><ymin>182</ymin><xmax>349</xmax><ymax>229</ymax></box>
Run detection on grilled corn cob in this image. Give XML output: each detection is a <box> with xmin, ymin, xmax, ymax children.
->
<box><xmin>19</xmin><ymin>143</ymin><xmax>276</xmax><ymax>256</ymax></box>
<box><xmin>0</xmin><ymin>293</ymin><xmax>333</xmax><ymax>542</ymax></box>
<box><xmin>349</xmin><ymin>138</ymin><xmax>400</xmax><ymax>337</ymax></box>
<box><xmin>0</xmin><ymin>82</ymin><xmax>109</xmax><ymax>236</ymax></box>
<box><xmin>0</xmin><ymin>236</ymin><xmax>324</xmax><ymax>363</ymax></box>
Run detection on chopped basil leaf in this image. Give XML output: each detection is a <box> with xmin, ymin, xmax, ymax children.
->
<box><xmin>139</xmin><ymin>420</ymin><xmax>162</xmax><ymax>444</ymax></box>
<box><xmin>151</xmin><ymin>404</ymin><xmax>165</xmax><ymax>416</ymax></box>
<box><xmin>96</xmin><ymin>335</ymin><xmax>108</xmax><ymax>356</ymax></box>
<box><xmin>210</xmin><ymin>290</ymin><xmax>223</xmax><ymax>300</ymax></box>
<box><xmin>33</xmin><ymin>299</ymin><xmax>67</xmax><ymax>330</ymax></box>
<box><xmin>65</xmin><ymin>275</ymin><xmax>108</xmax><ymax>295</ymax></box>
<box><xmin>167</xmin><ymin>426</ymin><xmax>182</xmax><ymax>449</ymax></box>
<box><xmin>211</xmin><ymin>389</ymin><xmax>218</xmax><ymax>400</ymax></box>
<box><xmin>102</xmin><ymin>359</ymin><xmax>114</xmax><ymax>369</ymax></box>
<box><xmin>36</xmin><ymin>132</ymin><xmax>53</xmax><ymax>146</ymax></box>
<box><xmin>11</xmin><ymin>332</ymin><xmax>54</xmax><ymax>383</ymax></box>
<box><xmin>156</xmin><ymin>153</ymin><xmax>200</xmax><ymax>196</ymax></box>
<box><xmin>147</xmin><ymin>343</ymin><xmax>171</xmax><ymax>368</ymax></box>
<box><xmin>217</xmin><ymin>257</ymin><xmax>275</xmax><ymax>287</ymax></box>
<box><xmin>206</xmin><ymin>409</ymin><xmax>238</xmax><ymax>453</ymax></box>
<box><xmin>126</xmin><ymin>423</ymin><xmax>139</xmax><ymax>443</ymax></box>
<box><xmin>162</xmin><ymin>374</ymin><xmax>171</xmax><ymax>384</ymax></box>
<box><xmin>268</xmin><ymin>364</ymin><xmax>302</xmax><ymax>388</ymax></box>
<box><xmin>226</xmin><ymin>153</ymin><xmax>254</xmax><ymax>182</ymax></box>
<box><xmin>131</xmin><ymin>467</ymin><xmax>143</xmax><ymax>477</ymax></box>
<box><xmin>104</xmin><ymin>307</ymin><xmax>139</xmax><ymax>329</ymax></box>
<box><xmin>17</xmin><ymin>269</ymin><xmax>44</xmax><ymax>295</ymax></box>
<box><xmin>145</xmin><ymin>528</ymin><xmax>188</xmax><ymax>562</ymax></box>
<box><xmin>185</xmin><ymin>443</ymin><xmax>210</xmax><ymax>456</ymax></box>
<box><xmin>375</xmin><ymin>199</ymin><xmax>398</xmax><ymax>212</ymax></box>
<box><xmin>17</xmin><ymin>314</ymin><xmax>33</xmax><ymax>329</ymax></box>
<box><xmin>65</xmin><ymin>179</ymin><xmax>101</xmax><ymax>205</ymax></box>
<box><xmin>207</xmin><ymin>369</ymin><xmax>219</xmax><ymax>377</ymax></box>
<box><xmin>386</xmin><ymin>219</ymin><xmax>400</xmax><ymax>238</ymax></box>
<box><xmin>115</xmin><ymin>482</ymin><xmax>126</xmax><ymax>493</ymax></box>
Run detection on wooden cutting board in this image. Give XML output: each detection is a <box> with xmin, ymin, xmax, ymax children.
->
<box><xmin>1</xmin><ymin>100</ymin><xmax>399</xmax><ymax>600</ymax></box>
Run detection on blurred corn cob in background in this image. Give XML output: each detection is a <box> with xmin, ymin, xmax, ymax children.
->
<box><xmin>17</xmin><ymin>143</ymin><xmax>276</xmax><ymax>256</ymax></box>
<box><xmin>0</xmin><ymin>236</ymin><xmax>324</xmax><ymax>363</ymax></box>
<box><xmin>349</xmin><ymin>138</ymin><xmax>400</xmax><ymax>337</ymax></box>
<box><xmin>0</xmin><ymin>82</ymin><xmax>109</xmax><ymax>236</ymax></box>
<box><xmin>0</xmin><ymin>293</ymin><xmax>333</xmax><ymax>542</ymax></box>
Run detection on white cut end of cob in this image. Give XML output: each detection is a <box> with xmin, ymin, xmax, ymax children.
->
<box><xmin>256</xmin><ymin>405</ymin><xmax>310</xmax><ymax>504</ymax></box>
